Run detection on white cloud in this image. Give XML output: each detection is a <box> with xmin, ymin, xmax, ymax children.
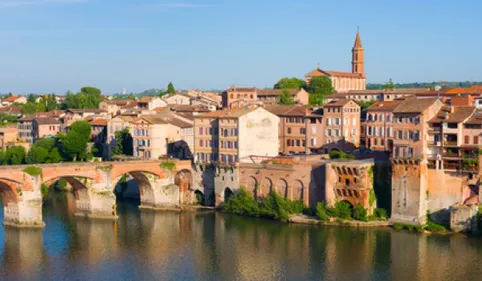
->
<box><xmin>0</xmin><ymin>0</ymin><xmax>86</xmax><ymax>8</ymax></box>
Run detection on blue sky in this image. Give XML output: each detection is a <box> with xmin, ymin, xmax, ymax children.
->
<box><xmin>0</xmin><ymin>0</ymin><xmax>481</xmax><ymax>94</ymax></box>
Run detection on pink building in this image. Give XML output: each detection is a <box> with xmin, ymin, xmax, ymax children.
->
<box><xmin>32</xmin><ymin>117</ymin><xmax>61</xmax><ymax>142</ymax></box>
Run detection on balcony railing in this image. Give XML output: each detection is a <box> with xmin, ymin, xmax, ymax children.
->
<box><xmin>443</xmin><ymin>152</ymin><xmax>460</xmax><ymax>158</ymax></box>
<box><xmin>444</xmin><ymin>141</ymin><xmax>458</xmax><ymax>146</ymax></box>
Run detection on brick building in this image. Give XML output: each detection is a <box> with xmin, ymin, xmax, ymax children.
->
<box><xmin>264</xmin><ymin>105</ymin><xmax>323</xmax><ymax>155</ymax></box>
<box><xmin>321</xmin><ymin>99</ymin><xmax>361</xmax><ymax>153</ymax></box>
<box><xmin>194</xmin><ymin>107</ymin><xmax>279</xmax><ymax>163</ymax></box>
<box><xmin>365</xmin><ymin>101</ymin><xmax>400</xmax><ymax>151</ymax></box>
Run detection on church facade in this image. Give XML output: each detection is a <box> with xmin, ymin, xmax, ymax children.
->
<box><xmin>305</xmin><ymin>31</ymin><xmax>366</xmax><ymax>92</ymax></box>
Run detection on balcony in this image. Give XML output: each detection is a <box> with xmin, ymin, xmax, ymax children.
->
<box><xmin>442</xmin><ymin>152</ymin><xmax>460</xmax><ymax>159</ymax></box>
<box><xmin>428</xmin><ymin>127</ymin><xmax>441</xmax><ymax>134</ymax></box>
<box><xmin>444</xmin><ymin>140</ymin><xmax>458</xmax><ymax>147</ymax></box>
<box><xmin>137</xmin><ymin>145</ymin><xmax>146</xmax><ymax>150</ymax></box>
<box><xmin>427</xmin><ymin>140</ymin><xmax>441</xmax><ymax>146</ymax></box>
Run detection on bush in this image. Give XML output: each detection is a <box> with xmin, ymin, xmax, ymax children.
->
<box><xmin>316</xmin><ymin>202</ymin><xmax>330</xmax><ymax>221</ymax></box>
<box><xmin>222</xmin><ymin>188</ymin><xmax>260</xmax><ymax>217</ymax></box>
<box><xmin>329</xmin><ymin>151</ymin><xmax>355</xmax><ymax>160</ymax></box>
<box><xmin>374</xmin><ymin>208</ymin><xmax>387</xmax><ymax>219</ymax></box>
<box><xmin>223</xmin><ymin>189</ymin><xmax>306</xmax><ymax>221</ymax></box>
<box><xmin>353</xmin><ymin>204</ymin><xmax>368</xmax><ymax>222</ymax></box>
<box><xmin>332</xmin><ymin>201</ymin><xmax>352</xmax><ymax>219</ymax></box>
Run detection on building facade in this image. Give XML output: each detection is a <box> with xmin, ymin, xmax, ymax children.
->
<box><xmin>365</xmin><ymin>101</ymin><xmax>400</xmax><ymax>151</ymax></box>
<box><xmin>391</xmin><ymin>98</ymin><xmax>444</xmax><ymax>159</ymax></box>
<box><xmin>194</xmin><ymin>107</ymin><xmax>279</xmax><ymax>163</ymax></box>
<box><xmin>321</xmin><ymin>100</ymin><xmax>361</xmax><ymax>152</ymax></box>
<box><xmin>221</xmin><ymin>86</ymin><xmax>258</xmax><ymax>109</ymax></box>
<box><xmin>264</xmin><ymin>105</ymin><xmax>323</xmax><ymax>155</ymax></box>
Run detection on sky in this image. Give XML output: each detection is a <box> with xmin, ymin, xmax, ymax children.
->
<box><xmin>0</xmin><ymin>0</ymin><xmax>481</xmax><ymax>94</ymax></box>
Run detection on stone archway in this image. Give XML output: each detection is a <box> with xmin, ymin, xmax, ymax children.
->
<box><xmin>224</xmin><ymin>188</ymin><xmax>234</xmax><ymax>203</ymax></box>
<box><xmin>246</xmin><ymin>176</ymin><xmax>258</xmax><ymax>200</ymax></box>
<box><xmin>0</xmin><ymin>179</ymin><xmax>43</xmax><ymax>227</ymax></box>
<box><xmin>260</xmin><ymin>177</ymin><xmax>273</xmax><ymax>198</ymax></box>
<box><xmin>112</xmin><ymin>171</ymin><xmax>159</xmax><ymax>208</ymax></box>
<box><xmin>292</xmin><ymin>180</ymin><xmax>304</xmax><ymax>201</ymax></box>
<box><xmin>276</xmin><ymin>179</ymin><xmax>288</xmax><ymax>198</ymax></box>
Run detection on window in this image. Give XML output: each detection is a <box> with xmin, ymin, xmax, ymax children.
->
<box><xmin>199</xmin><ymin>140</ymin><xmax>203</xmax><ymax>147</ymax></box>
<box><xmin>296</xmin><ymin>140</ymin><xmax>300</xmax><ymax>146</ymax></box>
<box><xmin>465</xmin><ymin>135</ymin><xmax>470</xmax><ymax>144</ymax></box>
<box><xmin>300</xmin><ymin>128</ymin><xmax>306</xmax><ymax>135</ymax></box>
<box><xmin>474</xmin><ymin>136</ymin><xmax>479</xmax><ymax>145</ymax></box>
<box><xmin>199</xmin><ymin>127</ymin><xmax>203</xmax><ymax>135</ymax></box>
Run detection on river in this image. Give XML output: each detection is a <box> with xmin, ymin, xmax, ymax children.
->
<box><xmin>1</xmin><ymin>192</ymin><xmax>482</xmax><ymax>281</ymax></box>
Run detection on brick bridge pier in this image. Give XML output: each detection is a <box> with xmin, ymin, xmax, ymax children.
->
<box><xmin>0</xmin><ymin>160</ymin><xmax>198</xmax><ymax>228</ymax></box>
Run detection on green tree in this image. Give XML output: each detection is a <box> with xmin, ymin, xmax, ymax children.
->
<box><xmin>0</xmin><ymin>150</ymin><xmax>5</xmax><ymax>165</ymax></box>
<box><xmin>70</xmin><ymin>120</ymin><xmax>92</xmax><ymax>140</ymax></box>
<box><xmin>62</xmin><ymin>121</ymin><xmax>91</xmax><ymax>161</ymax></box>
<box><xmin>27</xmin><ymin>93</ymin><xmax>37</xmax><ymax>103</ymax></box>
<box><xmin>40</xmin><ymin>94</ymin><xmax>58</xmax><ymax>111</ymax></box>
<box><xmin>167</xmin><ymin>82</ymin><xmax>176</xmax><ymax>94</ymax></box>
<box><xmin>5</xmin><ymin>146</ymin><xmax>26</xmax><ymax>165</ymax></box>
<box><xmin>307</xmin><ymin>76</ymin><xmax>335</xmax><ymax>106</ymax></box>
<box><xmin>26</xmin><ymin>146</ymin><xmax>49</xmax><ymax>164</ymax></box>
<box><xmin>80</xmin><ymin>86</ymin><xmax>102</xmax><ymax>108</ymax></box>
<box><xmin>278</xmin><ymin>89</ymin><xmax>295</xmax><ymax>105</ymax></box>
<box><xmin>382</xmin><ymin>78</ymin><xmax>395</xmax><ymax>90</ymax></box>
<box><xmin>113</xmin><ymin>128</ymin><xmax>133</xmax><ymax>156</ymax></box>
<box><xmin>274</xmin><ymin>77</ymin><xmax>306</xmax><ymax>89</ymax></box>
<box><xmin>21</xmin><ymin>102</ymin><xmax>39</xmax><ymax>115</ymax></box>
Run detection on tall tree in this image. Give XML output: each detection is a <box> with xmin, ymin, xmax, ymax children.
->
<box><xmin>274</xmin><ymin>77</ymin><xmax>306</xmax><ymax>89</ymax></box>
<box><xmin>382</xmin><ymin>78</ymin><xmax>395</xmax><ymax>90</ymax></box>
<box><xmin>41</xmin><ymin>94</ymin><xmax>58</xmax><ymax>111</ymax></box>
<box><xmin>278</xmin><ymin>89</ymin><xmax>295</xmax><ymax>105</ymax></box>
<box><xmin>5</xmin><ymin>146</ymin><xmax>26</xmax><ymax>165</ymax></box>
<box><xmin>62</xmin><ymin>121</ymin><xmax>91</xmax><ymax>161</ymax></box>
<box><xmin>27</xmin><ymin>93</ymin><xmax>37</xmax><ymax>103</ymax></box>
<box><xmin>167</xmin><ymin>82</ymin><xmax>176</xmax><ymax>94</ymax></box>
<box><xmin>26</xmin><ymin>146</ymin><xmax>49</xmax><ymax>164</ymax></box>
<box><xmin>307</xmin><ymin>76</ymin><xmax>335</xmax><ymax>106</ymax></box>
<box><xmin>21</xmin><ymin>103</ymin><xmax>39</xmax><ymax>115</ymax></box>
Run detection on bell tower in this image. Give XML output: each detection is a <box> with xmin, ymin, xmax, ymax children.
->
<box><xmin>352</xmin><ymin>28</ymin><xmax>364</xmax><ymax>75</ymax></box>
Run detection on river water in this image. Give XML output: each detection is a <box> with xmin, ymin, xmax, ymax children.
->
<box><xmin>1</xmin><ymin>192</ymin><xmax>482</xmax><ymax>281</ymax></box>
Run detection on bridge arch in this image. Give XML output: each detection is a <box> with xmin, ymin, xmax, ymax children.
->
<box><xmin>0</xmin><ymin>180</ymin><xmax>21</xmax><ymax>204</ymax></box>
<box><xmin>112</xmin><ymin>170</ymin><xmax>159</xmax><ymax>206</ymax></box>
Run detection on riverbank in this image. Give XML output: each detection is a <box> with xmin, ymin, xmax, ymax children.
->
<box><xmin>289</xmin><ymin>214</ymin><xmax>391</xmax><ymax>227</ymax></box>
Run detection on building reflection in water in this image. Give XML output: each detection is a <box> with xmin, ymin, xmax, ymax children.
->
<box><xmin>2</xmin><ymin>194</ymin><xmax>482</xmax><ymax>280</ymax></box>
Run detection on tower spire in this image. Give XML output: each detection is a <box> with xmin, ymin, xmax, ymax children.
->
<box><xmin>352</xmin><ymin>28</ymin><xmax>364</xmax><ymax>74</ymax></box>
<box><xmin>353</xmin><ymin>27</ymin><xmax>362</xmax><ymax>49</ymax></box>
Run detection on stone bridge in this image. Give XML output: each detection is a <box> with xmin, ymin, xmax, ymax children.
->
<box><xmin>0</xmin><ymin>160</ymin><xmax>197</xmax><ymax>228</ymax></box>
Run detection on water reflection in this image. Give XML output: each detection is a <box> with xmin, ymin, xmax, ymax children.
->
<box><xmin>1</xmin><ymin>193</ymin><xmax>482</xmax><ymax>280</ymax></box>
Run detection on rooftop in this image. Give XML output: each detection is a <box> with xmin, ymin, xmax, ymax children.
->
<box><xmin>366</xmin><ymin>101</ymin><xmax>401</xmax><ymax>112</ymax></box>
<box><xmin>393</xmin><ymin>97</ymin><xmax>440</xmax><ymax>114</ymax></box>
<box><xmin>34</xmin><ymin>117</ymin><xmax>61</xmax><ymax>125</ymax></box>
<box><xmin>264</xmin><ymin>105</ymin><xmax>314</xmax><ymax>117</ymax></box>
<box><xmin>195</xmin><ymin>107</ymin><xmax>258</xmax><ymax>118</ymax></box>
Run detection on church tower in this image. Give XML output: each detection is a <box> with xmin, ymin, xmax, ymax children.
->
<box><xmin>352</xmin><ymin>29</ymin><xmax>364</xmax><ymax>75</ymax></box>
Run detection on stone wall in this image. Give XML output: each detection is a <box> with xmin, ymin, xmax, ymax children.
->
<box><xmin>391</xmin><ymin>159</ymin><xmax>427</xmax><ymax>225</ymax></box>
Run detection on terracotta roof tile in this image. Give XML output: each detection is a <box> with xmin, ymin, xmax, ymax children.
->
<box><xmin>366</xmin><ymin>101</ymin><xmax>401</xmax><ymax>112</ymax></box>
<box><xmin>195</xmin><ymin>108</ymin><xmax>258</xmax><ymax>118</ymax></box>
<box><xmin>34</xmin><ymin>117</ymin><xmax>61</xmax><ymax>125</ymax></box>
<box><xmin>257</xmin><ymin>89</ymin><xmax>303</xmax><ymax>97</ymax></box>
<box><xmin>264</xmin><ymin>105</ymin><xmax>311</xmax><ymax>117</ymax></box>
<box><xmin>393</xmin><ymin>98</ymin><xmax>441</xmax><ymax>114</ymax></box>
<box><xmin>90</xmin><ymin>119</ymin><xmax>108</xmax><ymax>126</ymax></box>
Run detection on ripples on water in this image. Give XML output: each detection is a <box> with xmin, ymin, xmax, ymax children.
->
<box><xmin>1</xmin><ymin>193</ymin><xmax>482</xmax><ymax>280</ymax></box>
